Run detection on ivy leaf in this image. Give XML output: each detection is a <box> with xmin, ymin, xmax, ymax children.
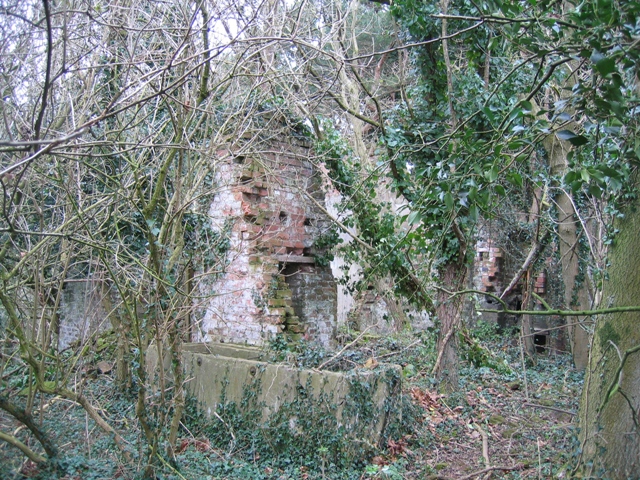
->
<box><xmin>564</xmin><ymin>170</ymin><xmax>578</xmax><ymax>184</ymax></box>
<box><xmin>519</xmin><ymin>100</ymin><xmax>533</xmax><ymax>113</ymax></box>
<box><xmin>482</xmin><ymin>106</ymin><xmax>496</xmax><ymax>122</ymax></box>
<box><xmin>487</xmin><ymin>36</ymin><xmax>501</xmax><ymax>51</ymax></box>
<box><xmin>444</xmin><ymin>192</ymin><xmax>454</xmax><ymax>210</ymax></box>
<box><xmin>556</xmin><ymin>130</ymin><xmax>589</xmax><ymax>146</ymax></box>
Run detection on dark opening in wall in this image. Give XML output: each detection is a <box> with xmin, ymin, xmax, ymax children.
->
<box><xmin>242</xmin><ymin>192</ymin><xmax>259</xmax><ymax>203</ymax></box>
<box><xmin>303</xmin><ymin>217</ymin><xmax>313</xmax><ymax>226</ymax></box>
<box><xmin>279</xmin><ymin>211</ymin><xmax>288</xmax><ymax>223</ymax></box>
<box><xmin>534</xmin><ymin>333</ymin><xmax>547</xmax><ymax>353</ymax></box>
<box><xmin>281</xmin><ymin>262</ymin><xmax>304</xmax><ymax>320</ymax></box>
<box><xmin>233</xmin><ymin>155</ymin><xmax>246</xmax><ymax>164</ymax></box>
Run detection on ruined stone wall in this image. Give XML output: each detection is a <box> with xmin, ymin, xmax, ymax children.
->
<box><xmin>282</xmin><ymin>263</ymin><xmax>337</xmax><ymax>345</ymax></box>
<box><xmin>473</xmin><ymin>238</ymin><xmax>504</xmax><ymax>322</ymax></box>
<box><xmin>474</xmin><ymin>234</ymin><xmax>549</xmax><ymax>333</ymax></box>
<box><xmin>58</xmin><ymin>279</ymin><xmax>110</xmax><ymax>350</ymax></box>
<box><xmin>200</xmin><ymin>140</ymin><xmax>338</xmax><ymax>346</ymax></box>
<box><xmin>325</xmin><ymin>191</ymin><xmax>432</xmax><ymax>335</ymax></box>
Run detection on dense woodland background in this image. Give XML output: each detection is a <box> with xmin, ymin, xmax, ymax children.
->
<box><xmin>1</xmin><ymin>0</ymin><xmax>639</xmax><ymax>478</ymax></box>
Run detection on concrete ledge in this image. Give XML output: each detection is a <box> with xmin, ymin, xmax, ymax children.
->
<box><xmin>147</xmin><ymin>343</ymin><xmax>401</xmax><ymax>441</ymax></box>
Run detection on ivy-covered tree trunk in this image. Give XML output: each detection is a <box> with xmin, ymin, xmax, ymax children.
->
<box><xmin>433</xmin><ymin>261</ymin><xmax>467</xmax><ymax>392</ymax></box>
<box><xmin>577</xmin><ymin>197</ymin><xmax>640</xmax><ymax>477</ymax></box>
<box><xmin>546</xmin><ymin>134</ymin><xmax>591</xmax><ymax>370</ymax></box>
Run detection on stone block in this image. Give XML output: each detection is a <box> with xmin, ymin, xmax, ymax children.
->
<box><xmin>285</xmin><ymin>315</ymin><xmax>300</xmax><ymax>325</ymax></box>
<box><xmin>268</xmin><ymin>298</ymin><xmax>289</xmax><ymax>308</ymax></box>
<box><xmin>287</xmin><ymin>324</ymin><xmax>306</xmax><ymax>334</ymax></box>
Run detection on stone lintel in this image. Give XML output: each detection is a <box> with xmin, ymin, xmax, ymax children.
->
<box><xmin>275</xmin><ymin>254</ymin><xmax>315</xmax><ymax>264</ymax></box>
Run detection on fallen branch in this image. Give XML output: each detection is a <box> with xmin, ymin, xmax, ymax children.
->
<box><xmin>317</xmin><ymin>325</ymin><xmax>375</xmax><ymax>370</ymax></box>
<box><xmin>474</xmin><ymin>423</ymin><xmax>490</xmax><ymax>467</ymax></box>
<box><xmin>427</xmin><ymin>464</ymin><xmax>525</xmax><ymax>480</ymax></box>
<box><xmin>377</xmin><ymin>340</ymin><xmax>422</xmax><ymax>360</ymax></box>
<box><xmin>523</xmin><ymin>402</ymin><xmax>576</xmax><ymax>416</ymax></box>
<box><xmin>500</xmin><ymin>233</ymin><xmax>549</xmax><ymax>299</ymax></box>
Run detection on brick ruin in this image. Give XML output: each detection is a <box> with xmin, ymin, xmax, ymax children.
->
<box><xmin>474</xmin><ymin>238</ymin><xmax>505</xmax><ymax>322</ymax></box>
<box><xmin>199</xmin><ymin>139</ymin><xmax>338</xmax><ymax>346</ymax></box>
<box><xmin>55</xmin><ymin>137</ymin><xmax>422</xmax><ymax>350</ymax></box>
<box><xmin>474</xmin><ymin>236</ymin><xmax>552</xmax><ymax>350</ymax></box>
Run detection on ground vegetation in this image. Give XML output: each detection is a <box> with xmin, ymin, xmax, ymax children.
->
<box><xmin>1</xmin><ymin>0</ymin><xmax>639</xmax><ymax>477</ymax></box>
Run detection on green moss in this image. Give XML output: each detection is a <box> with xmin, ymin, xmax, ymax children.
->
<box><xmin>185</xmin><ymin>366</ymin><xmax>406</xmax><ymax>473</ymax></box>
<box><xmin>487</xmin><ymin>414</ymin><xmax>505</xmax><ymax>425</ymax></box>
<box><xmin>598</xmin><ymin>321</ymin><xmax>620</xmax><ymax>350</ymax></box>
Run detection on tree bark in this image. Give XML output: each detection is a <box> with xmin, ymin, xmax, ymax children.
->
<box><xmin>577</xmin><ymin>196</ymin><xmax>640</xmax><ymax>477</ymax></box>
<box><xmin>546</xmin><ymin>134</ymin><xmax>591</xmax><ymax>370</ymax></box>
<box><xmin>433</xmin><ymin>260</ymin><xmax>467</xmax><ymax>391</ymax></box>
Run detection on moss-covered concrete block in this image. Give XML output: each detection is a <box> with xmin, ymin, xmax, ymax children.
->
<box><xmin>147</xmin><ymin>343</ymin><xmax>402</xmax><ymax>443</ymax></box>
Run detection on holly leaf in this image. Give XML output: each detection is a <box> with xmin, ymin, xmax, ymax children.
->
<box><xmin>556</xmin><ymin>130</ymin><xmax>589</xmax><ymax>146</ymax></box>
<box><xmin>595</xmin><ymin>57</ymin><xmax>617</xmax><ymax>77</ymax></box>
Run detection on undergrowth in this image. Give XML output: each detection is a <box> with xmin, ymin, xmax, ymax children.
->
<box><xmin>0</xmin><ymin>323</ymin><xmax>583</xmax><ymax>479</ymax></box>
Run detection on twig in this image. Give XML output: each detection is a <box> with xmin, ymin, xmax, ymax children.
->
<box><xmin>523</xmin><ymin>402</ymin><xmax>576</xmax><ymax>416</ymax></box>
<box><xmin>450</xmin><ymin>464</ymin><xmax>525</xmax><ymax>480</ymax></box>
<box><xmin>0</xmin><ymin>431</ymin><xmax>47</xmax><ymax>464</ymax></box>
<box><xmin>474</xmin><ymin>423</ymin><xmax>490</xmax><ymax>467</ymax></box>
<box><xmin>317</xmin><ymin>325</ymin><xmax>374</xmax><ymax>370</ymax></box>
<box><xmin>440</xmin><ymin>288</ymin><xmax>640</xmax><ymax>317</ymax></box>
<box><xmin>599</xmin><ymin>342</ymin><xmax>640</xmax><ymax>412</ymax></box>
<box><xmin>519</xmin><ymin>328</ymin><xmax>530</xmax><ymax>400</ymax></box>
<box><xmin>431</xmin><ymin>328</ymin><xmax>456</xmax><ymax>375</ymax></box>
<box><xmin>537</xmin><ymin>437</ymin><xmax>542</xmax><ymax>480</ymax></box>
<box><xmin>377</xmin><ymin>339</ymin><xmax>422</xmax><ymax>359</ymax></box>
<box><xmin>156</xmin><ymin>452</ymin><xmax>188</xmax><ymax>480</ymax></box>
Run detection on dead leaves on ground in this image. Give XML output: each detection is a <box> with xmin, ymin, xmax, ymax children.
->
<box><xmin>176</xmin><ymin>437</ymin><xmax>212</xmax><ymax>453</ymax></box>
<box><xmin>410</xmin><ymin>387</ymin><xmax>463</xmax><ymax>431</ymax></box>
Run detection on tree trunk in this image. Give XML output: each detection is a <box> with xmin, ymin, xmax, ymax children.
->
<box><xmin>101</xmin><ymin>281</ymin><xmax>130</xmax><ymax>389</ymax></box>
<box><xmin>577</xmin><ymin>198</ymin><xmax>640</xmax><ymax>477</ymax></box>
<box><xmin>546</xmin><ymin>135</ymin><xmax>591</xmax><ymax>370</ymax></box>
<box><xmin>433</xmin><ymin>260</ymin><xmax>467</xmax><ymax>392</ymax></box>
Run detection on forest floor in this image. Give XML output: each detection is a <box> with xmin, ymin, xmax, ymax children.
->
<box><xmin>0</xmin><ymin>321</ymin><xmax>582</xmax><ymax>479</ymax></box>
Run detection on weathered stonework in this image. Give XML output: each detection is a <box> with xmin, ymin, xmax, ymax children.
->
<box><xmin>200</xmin><ymin>141</ymin><xmax>338</xmax><ymax>346</ymax></box>
<box><xmin>58</xmin><ymin>279</ymin><xmax>110</xmax><ymax>350</ymax></box>
<box><xmin>147</xmin><ymin>343</ymin><xmax>402</xmax><ymax>443</ymax></box>
<box><xmin>474</xmin><ymin>235</ymin><xmax>550</xmax><ymax>343</ymax></box>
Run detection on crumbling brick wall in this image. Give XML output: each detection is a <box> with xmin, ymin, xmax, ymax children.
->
<box><xmin>200</xmin><ymin>140</ymin><xmax>338</xmax><ymax>346</ymax></box>
<box><xmin>474</xmin><ymin>234</ymin><xmax>550</xmax><ymax>337</ymax></box>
